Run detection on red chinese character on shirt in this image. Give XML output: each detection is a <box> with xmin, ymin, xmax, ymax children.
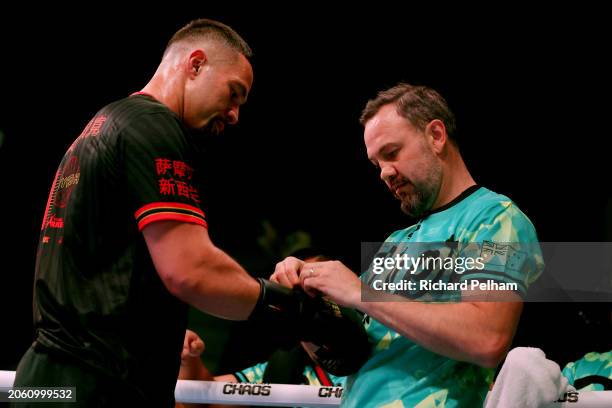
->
<box><xmin>189</xmin><ymin>185</ymin><xmax>201</xmax><ymax>203</ymax></box>
<box><xmin>173</xmin><ymin>160</ymin><xmax>192</xmax><ymax>179</ymax></box>
<box><xmin>159</xmin><ymin>178</ymin><xmax>176</xmax><ymax>195</ymax></box>
<box><xmin>155</xmin><ymin>158</ymin><xmax>172</xmax><ymax>176</ymax></box>
<box><xmin>175</xmin><ymin>181</ymin><xmax>190</xmax><ymax>198</ymax></box>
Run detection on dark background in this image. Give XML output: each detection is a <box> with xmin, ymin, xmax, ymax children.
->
<box><xmin>0</xmin><ymin>6</ymin><xmax>610</xmax><ymax>375</ymax></box>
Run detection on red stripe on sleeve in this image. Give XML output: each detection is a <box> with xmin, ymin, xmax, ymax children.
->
<box><xmin>134</xmin><ymin>202</ymin><xmax>205</xmax><ymax>219</ymax></box>
<box><xmin>137</xmin><ymin>213</ymin><xmax>207</xmax><ymax>231</ymax></box>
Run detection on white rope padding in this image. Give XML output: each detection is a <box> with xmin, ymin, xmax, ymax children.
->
<box><xmin>1</xmin><ymin>370</ymin><xmax>340</xmax><ymax>407</ymax></box>
<box><xmin>2</xmin><ymin>370</ymin><xmax>611</xmax><ymax>407</ymax></box>
<box><xmin>176</xmin><ymin>379</ymin><xmax>341</xmax><ymax>407</ymax></box>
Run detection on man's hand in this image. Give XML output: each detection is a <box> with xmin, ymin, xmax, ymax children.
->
<box><xmin>299</xmin><ymin>260</ymin><xmax>362</xmax><ymax>308</ymax></box>
<box><xmin>270</xmin><ymin>256</ymin><xmax>304</xmax><ymax>288</ymax></box>
<box><xmin>178</xmin><ymin>329</ymin><xmax>214</xmax><ymax>386</ymax></box>
<box><xmin>271</xmin><ymin>257</ymin><xmax>363</xmax><ymax>308</ymax></box>
<box><xmin>181</xmin><ymin>329</ymin><xmax>205</xmax><ymax>366</ymax></box>
<box><xmin>253</xmin><ymin>265</ymin><xmax>371</xmax><ymax>376</ymax></box>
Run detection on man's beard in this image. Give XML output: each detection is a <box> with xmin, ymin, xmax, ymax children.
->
<box><xmin>195</xmin><ymin>118</ymin><xmax>226</xmax><ymax>137</ymax></box>
<box><xmin>188</xmin><ymin>119</ymin><xmax>226</xmax><ymax>155</ymax></box>
<box><xmin>210</xmin><ymin>118</ymin><xmax>227</xmax><ymax>136</ymax></box>
<box><xmin>399</xmin><ymin>163</ymin><xmax>442</xmax><ymax>218</ymax></box>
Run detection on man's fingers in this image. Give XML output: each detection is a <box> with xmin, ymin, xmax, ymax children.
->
<box><xmin>276</xmin><ymin>272</ymin><xmax>293</xmax><ymax>288</ymax></box>
<box><xmin>285</xmin><ymin>268</ymin><xmax>300</xmax><ymax>286</ymax></box>
<box><xmin>272</xmin><ymin>257</ymin><xmax>302</xmax><ymax>287</ymax></box>
<box><xmin>299</xmin><ymin>262</ymin><xmax>320</xmax><ymax>287</ymax></box>
<box><xmin>282</xmin><ymin>258</ymin><xmax>301</xmax><ymax>286</ymax></box>
<box><xmin>189</xmin><ymin>338</ymin><xmax>205</xmax><ymax>356</ymax></box>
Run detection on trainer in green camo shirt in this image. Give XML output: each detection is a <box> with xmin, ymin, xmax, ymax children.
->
<box><xmin>270</xmin><ymin>83</ymin><xmax>544</xmax><ymax>407</ymax></box>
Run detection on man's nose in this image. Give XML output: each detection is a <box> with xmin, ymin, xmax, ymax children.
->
<box><xmin>380</xmin><ymin>163</ymin><xmax>397</xmax><ymax>182</ymax></box>
<box><xmin>225</xmin><ymin>106</ymin><xmax>239</xmax><ymax>125</ymax></box>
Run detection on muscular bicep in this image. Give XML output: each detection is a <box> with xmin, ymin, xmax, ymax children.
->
<box><xmin>142</xmin><ymin>220</ymin><xmax>212</xmax><ymax>289</ymax></box>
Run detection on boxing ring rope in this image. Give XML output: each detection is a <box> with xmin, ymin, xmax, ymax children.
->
<box><xmin>0</xmin><ymin>370</ymin><xmax>340</xmax><ymax>407</ymax></box>
<box><xmin>174</xmin><ymin>379</ymin><xmax>341</xmax><ymax>407</ymax></box>
<box><xmin>1</xmin><ymin>370</ymin><xmax>611</xmax><ymax>407</ymax></box>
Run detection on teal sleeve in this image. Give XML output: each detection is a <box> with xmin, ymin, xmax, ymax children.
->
<box><xmin>235</xmin><ymin>361</ymin><xmax>269</xmax><ymax>383</ymax></box>
<box><xmin>561</xmin><ymin>361</ymin><xmax>577</xmax><ymax>386</ymax></box>
<box><xmin>457</xmin><ymin>202</ymin><xmax>545</xmax><ymax>295</ymax></box>
<box><xmin>329</xmin><ymin>373</ymin><xmax>347</xmax><ymax>387</ymax></box>
<box><xmin>562</xmin><ymin>351</ymin><xmax>612</xmax><ymax>391</ymax></box>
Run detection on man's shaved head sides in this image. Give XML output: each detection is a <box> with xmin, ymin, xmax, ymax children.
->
<box><xmin>163</xmin><ymin>18</ymin><xmax>252</xmax><ymax>59</ymax></box>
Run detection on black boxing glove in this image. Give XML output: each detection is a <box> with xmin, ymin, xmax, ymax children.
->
<box><xmin>249</xmin><ymin>278</ymin><xmax>300</xmax><ymax>317</ymax></box>
<box><xmin>249</xmin><ymin>278</ymin><xmax>371</xmax><ymax>376</ymax></box>
<box><xmin>296</xmin><ymin>292</ymin><xmax>370</xmax><ymax>376</ymax></box>
<box><xmin>247</xmin><ymin>278</ymin><xmax>304</xmax><ymax>350</ymax></box>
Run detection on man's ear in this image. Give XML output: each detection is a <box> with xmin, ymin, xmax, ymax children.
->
<box><xmin>188</xmin><ymin>49</ymin><xmax>207</xmax><ymax>78</ymax></box>
<box><xmin>426</xmin><ymin>119</ymin><xmax>448</xmax><ymax>154</ymax></box>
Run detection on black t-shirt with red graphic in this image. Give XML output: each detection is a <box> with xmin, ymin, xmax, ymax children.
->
<box><xmin>32</xmin><ymin>94</ymin><xmax>206</xmax><ymax>404</ymax></box>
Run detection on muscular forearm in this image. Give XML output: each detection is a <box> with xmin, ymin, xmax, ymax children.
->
<box><xmin>144</xmin><ymin>221</ymin><xmax>260</xmax><ymax>320</ymax></box>
<box><xmin>172</xmin><ymin>246</ymin><xmax>260</xmax><ymax>320</ymax></box>
<box><xmin>359</xmin><ymin>292</ymin><xmax>522</xmax><ymax>368</ymax></box>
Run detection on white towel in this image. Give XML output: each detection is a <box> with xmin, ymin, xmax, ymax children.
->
<box><xmin>484</xmin><ymin>347</ymin><xmax>574</xmax><ymax>408</ymax></box>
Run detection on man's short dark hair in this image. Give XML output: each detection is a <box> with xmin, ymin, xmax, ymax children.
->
<box><xmin>165</xmin><ymin>18</ymin><xmax>252</xmax><ymax>58</ymax></box>
<box><xmin>360</xmin><ymin>83</ymin><xmax>457</xmax><ymax>143</ymax></box>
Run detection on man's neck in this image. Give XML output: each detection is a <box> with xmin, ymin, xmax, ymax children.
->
<box><xmin>432</xmin><ymin>152</ymin><xmax>476</xmax><ymax>210</ymax></box>
<box><xmin>140</xmin><ymin>66</ymin><xmax>184</xmax><ymax>118</ymax></box>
